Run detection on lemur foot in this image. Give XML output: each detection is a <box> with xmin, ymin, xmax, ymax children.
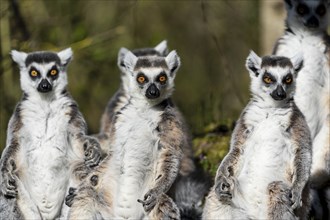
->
<box><xmin>83</xmin><ymin>137</ymin><xmax>103</xmax><ymax>167</ymax></box>
<box><xmin>215</xmin><ymin>175</ymin><xmax>233</xmax><ymax>204</ymax></box>
<box><xmin>65</xmin><ymin>187</ymin><xmax>77</xmax><ymax>207</ymax></box>
<box><xmin>155</xmin><ymin>194</ymin><xmax>180</xmax><ymax>220</ymax></box>
<box><xmin>268</xmin><ymin>181</ymin><xmax>293</xmax><ymax>206</ymax></box>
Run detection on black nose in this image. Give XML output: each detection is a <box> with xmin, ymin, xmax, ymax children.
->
<box><xmin>271</xmin><ymin>85</ymin><xmax>287</xmax><ymax>101</ymax></box>
<box><xmin>305</xmin><ymin>16</ymin><xmax>319</xmax><ymax>28</ymax></box>
<box><xmin>146</xmin><ymin>84</ymin><xmax>160</xmax><ymax>99</ymax></box>
<box><xmin>37</xmin><ymin>79</ymin><xmax>52</xmax><ymax>93</ymax></box>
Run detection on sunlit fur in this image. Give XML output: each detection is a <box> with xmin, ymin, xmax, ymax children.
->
<box><xmin>67</xmin><ymin>49</ymin><xmax>185</xmax><ymax>219</ymax></box>
<box><xmin>203</xmin><ymin>52</ymin><xmax>312</xmax><ymax>220</ymax></box>
<box><xmin>274</xmin><ymin>0</ymin><xmax>330</xmax><ymax>217</ymax></box>
<box><xmin>0</xmin><ymin>48</ymin><xmax>100</xmax><ymax>219</ymax></box>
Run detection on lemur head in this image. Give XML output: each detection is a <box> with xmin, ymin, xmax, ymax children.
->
<box><xmin>11</xmin><ymin>48</ymin><xmax>73</xmax><ymax>96</ymax></box>
<box><xmin>119</xmin><ymin>48</ymin><xmax>180</xmax><ymax>105</ymax></box>
<box><xmin>246</xmin><ymin>51</ymin><xmax>303</xmax><ymax>105</ymax></box>
<box><xmin>284</xmin><ymin>0</ymin><xmax>329</xmax><ymax>33</ymax></box>
<box><xmin>117</xmin><ymin>40</ymin><xmax>168</xmax><ymax>92</ymax></box>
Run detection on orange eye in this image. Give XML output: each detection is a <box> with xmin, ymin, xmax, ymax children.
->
<box><xmin>285</xmin><ymin>77</ymin><xmax>292</xmax><ymax>84</ymax></box>
<box><xmin>30</xmin><ymin>70</ymin><xmax>38</xmax><ymax>77</ymax></box>
<box><xmin>137</xmin><ymin>76</ymin><xmax>145</xmax><ymax>84</ymax></box>
<box><xmin>263</xmin><ymin>76</ymin><xmax>272</xmax><ymax>84</ymax></box>
<box><xmin>50</xmin><ymin>69</ymin><xmax>58</xmax><ymax>76</ymax></box>
<box><xmin>159</xmin><ymin>75</ymin><xmax>167</xmax><ymax>82</ymax></box>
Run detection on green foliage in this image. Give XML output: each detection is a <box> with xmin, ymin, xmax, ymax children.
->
<box><xmin>0</xmin><ymin>1</ymin><xmax>260</xmax><ymax>158</ymax></box>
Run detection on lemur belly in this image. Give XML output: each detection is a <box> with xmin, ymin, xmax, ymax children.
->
<box><xmin>111</xmin><ymin>104</ymin><xmax>161</xmax><ymax>218</ymax></box>
<box><xmin>236</xmin><ymin>119</ymin><xmax>293</xmax><ymax>218</ymax></box>
<box><xmin>20</xmin><ymin>107</ymin><xmax>70</xmax><ymax>219</ymax></box>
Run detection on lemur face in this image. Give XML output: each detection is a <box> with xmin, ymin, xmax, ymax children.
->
<box><xmin>246</xmin><ymin>51</ymin><xmax>303</xmax><ymax>103</ymax></box>
<box><xmin>285</xmin><ymin>0</ymin><xmax>329</xmax><ymax>31</ymax></box>
<box><xmin>11</xmin><ymin>48</ymin><xmax>73</xmax><ymax>95</ymax></box>
<box><xmin>120</xmin><ymin>49</ymin><xmax>180</xmax><ymax>104</ymax></box>
<box><xmin>259</xmin><ymin>65</ymin><xmax>295</xmax><ymax>101</ymax></box>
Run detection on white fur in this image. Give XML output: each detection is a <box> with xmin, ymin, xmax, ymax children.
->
<box><xmin>18</xmin><ymin>94</ymin><xmax>77</xmax><ymax>219</ymax></box>
<box><xmin>154</xmin><ymin>40</ymin><xmax>168</xmax><ymax>54</ymax></box>
<box><xmin>57</xmin><ymin>48</ymin><xmax>73</xmax><ymax>66</ymax></box>
<box><xmin>109</xmin><ymin>98</ymin><xmax>162</xmax><ymax>219</ymax></box>
<box><xmin>11</xmin><ymin>50</ymin><xmax>28</xmax><ymax>68</ymax></box>
<box><xmin>236</xmin><ymin>103</ymin><xmax>294</xmax><ymax>218</ymax></box>
<box><xmin>275</xmin><ymin>1</ymin><xmax>330</xmax><ymax>182</ymax></box>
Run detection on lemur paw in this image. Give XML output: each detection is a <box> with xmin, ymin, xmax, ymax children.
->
<box><xmin>268</xmin><ymin>181</ymin><xmax>292</xmax><ymax>206</ymax></box>
<box><xmin>154</xmin><ymin>194</ymin><xmax>180</xmax><ymax>220</ymax></box>
<box><xmin>65</xmin><ymin>187</ymin><xmax>77</xmax><ymax>207</ymax></box>
<box><xmin>138</xmin><ymin>188</ymin><xmax>160</xmax><ymax>213</ymax></box>
<box><xmin>83</xmin><ymin>137</ymin><xmax>102</xmax><ymax>167</ymax></box>
<box><xmin>290</xmin><ymin>189</ymin><xmax>302</xmax><ymax>210</ymax></box>
<box><xmin>1</xmin><ymin>159</ymin><xmax>18</xmax><ymax>198</ymax></box>
<box><xmin>215</xmin><ymin>175</ymin><xmax>233</xmax><ymax>203</ymax></box>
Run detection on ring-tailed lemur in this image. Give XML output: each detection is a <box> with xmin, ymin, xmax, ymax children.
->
<box><xmin>273</xmin><ymin>0</ymin><xmax>330</xmax><ymax>218</ymax></box>
<box><xmin>96</xmin><ymin>41</ymin><xmax>195</xmax><ymax>177</ymax></box>
<box><xmin>0</xmin><ymin>48</ymin><xmax>103</xmax><ymax>219</ymax></box>
<box><xmin>65</xmin><ymin>48</ymin><xmax>186</xmax><ymax>219</ymax></box>
<box><xmin>95</xmin><ymin>40</ymin><xmax>168</xmax><ymax>149</ymax></box>
<box><xmin>202</xmin><ymin>51</ymin><xmax>312</xmax><ymax>220</ymax></box>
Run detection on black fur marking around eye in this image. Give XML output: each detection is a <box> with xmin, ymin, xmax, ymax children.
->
<box><xmin>47</xmin><ymin>65</ymin><xmax>59</xmax><ymax>80</ymax></box>
<box><xmin>136</xmin><ymin>72</ymin><xmax>149</xmax><ymax>85</ymax></box>
<box><xmin>29</xmin><ymin>67</ymin><xmax>41</xmax><ymax>80</ymax></box>
<box><xmin>296</xmin><ymin>3</ymin><xmax>309</xmax><ymax>16</ymax></box>
<box><xmin>263</xmin><ymin>71</ymin><xmax>277</xmax><ymax>85</ymax></box>
<box><xmin>261</xmin><ymin>56</ymin><xmax>293</xmax><ymax>69</ymax></box>
<box><xmin>316</xmin><ymin>4</ymin><xmax>326</xmax><ymax>16</ymax></box>
<box><xmin>282</xmin><ymin>73</ymin><xmax>293</xmax><ymax>84</ymax></box>
<box><xmin>25</xmin><ymin>52</ymin><xmax>61</xmax><ymax>66</ymax></box>
<box><xmin>156</xmin><ymin>72</ymin><xmax>167</xmax><ymax>85</ymax></box>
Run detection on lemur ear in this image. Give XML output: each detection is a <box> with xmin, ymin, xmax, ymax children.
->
<box><xmin>246</xmin><ymin>50</ymin><xmax>261</xmax><ymax>77</ymax></box>
<box><xmin>290</xmin><ymin>53</ymin><xmax>304</xmax><ymax>74</ymax></box>
<box><xmin>11</xmin><ymin>50</ymin><xmax>28</xmax><ymax>68</ymax></box>
<box><xmin>57</xmin><ymin>48</ymin><xmax>73</xmax><ymax>66</ymax></box>
<box><xmin>122</xmin><ymin>49</ymin><xmax>138</xmax><ymax>73</ymax></box>
<box><xmin>154</xmin><ymin>40</ymin><xmax>168</xmax><ymax>56</ymax></box>
<box><xmin>118</xmin><ymin>47</ymin><xmax>130</xmax><ymax>72</ymax></box>
<box><xmin>165</xmin><ymin>50</ymin><xmax>181</xmax><ymax>77</ymax></box>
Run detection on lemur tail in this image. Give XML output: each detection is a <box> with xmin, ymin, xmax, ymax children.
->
<box><xmin>169</xmin><ymin>162</ymin><xmax>212</xmax><ymax>220</ymax></box>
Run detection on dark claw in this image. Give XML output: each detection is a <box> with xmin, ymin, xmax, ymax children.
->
<box><xmin>65</xmin><ymin>187</ymin><xmax>77</xmax><ymax>207</ymax></box>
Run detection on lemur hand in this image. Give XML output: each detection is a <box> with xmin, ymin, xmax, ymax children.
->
<box><xmin>215</xmin><ymin>175</ymin><xmax>234</xmax><ymax>204</ymax></box>
<box><xmin>138</xmin><ymin>188</ymin><xmax>160</xmax><ymax>213</ymax></box>
<box><xmin>83</xmin><ymin>137</ymin><xmax>102</xmax><ymax>167</ymax></box>
<box><xmin>0</xmin><ymin>159</ymin><xmax>18</xmax><ymax>198</ymax></box>
<box><xmin>290</xmin><ymin>188</ymin><xmax>302</xmax><ymax>210</ymax></box>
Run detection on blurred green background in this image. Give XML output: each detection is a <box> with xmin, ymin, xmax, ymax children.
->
<box><xmin>0</xmin><ymin>0</ymin><xmax>287</xmax><ymax>174</ymax></box>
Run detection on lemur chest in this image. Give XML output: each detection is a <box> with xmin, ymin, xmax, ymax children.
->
<box><xmin>19</xmin><ymin>101</ymin><xmax>72</xmax><ymax>179</ymax></box>
<box><xmin>113</xmin><ymin>106</ymin><xmax>162</xmax><ymax>169</ymax></box>
<box><xmin>21</xmin><ymin>103</ymin><xmax>71</xmax><ymax>158</ymax></box>
<box><xmin>241</xmin><ymin>109</ymin><xmax>293</xmax><ymax>182</ymax></box>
